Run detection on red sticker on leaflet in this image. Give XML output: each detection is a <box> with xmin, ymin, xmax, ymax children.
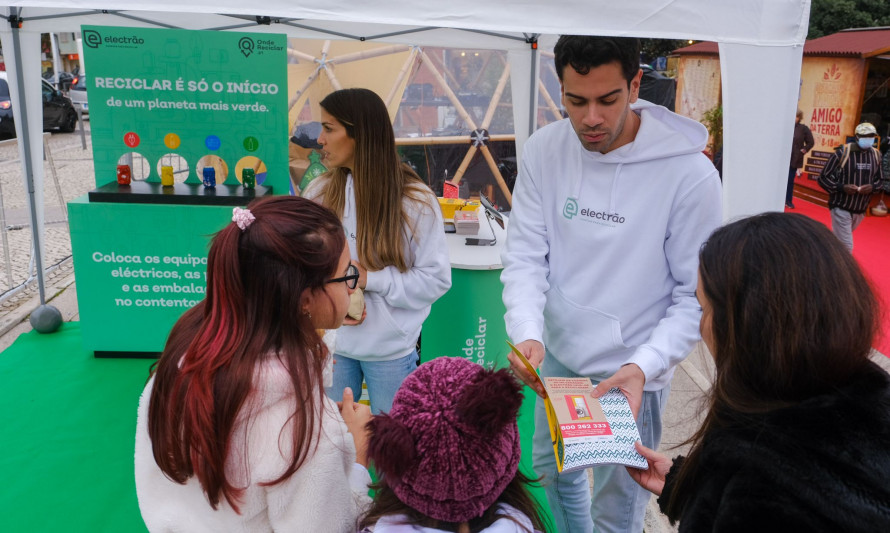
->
<box><xmin>560</xmin><ymin>422</ymin><xmax>612</xmax><ymax>439</ymax></box>
<box><xmin>124</xmin><ymin>132</ymin><xmax>140</xmax><ymax>148</ymax></box>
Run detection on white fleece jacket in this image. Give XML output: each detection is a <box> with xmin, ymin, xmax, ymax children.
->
<box><xmin>501</xmin><ymin>100</ymin><xmax>722</xmax><ymax>390</ymax></box>
<box><xmin>134</xmin><ymin>356</ymin><xmax>371</xmax><ymax>532</ymax></box>
<box><xmin>304</xmin><ymin>174</ymin><xmax>452</xmax><ymax>361</ymax></box>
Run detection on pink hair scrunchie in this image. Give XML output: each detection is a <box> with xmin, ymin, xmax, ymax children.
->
<box><xmin>232</xmin><ymin>207</ymin><xmax>255</xmax><ymax>231</ymax></box>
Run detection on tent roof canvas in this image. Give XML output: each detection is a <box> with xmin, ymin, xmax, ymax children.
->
<box><xmin>1</xmin><ymin>1</ymin><xmax>815</xmax><ymax>227</ymax></box>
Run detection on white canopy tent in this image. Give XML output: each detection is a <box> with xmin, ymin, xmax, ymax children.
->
<box><xmin>0</xmin><ymin>0</ymin><xmax>811</xmax><ymax>308</ymax></box>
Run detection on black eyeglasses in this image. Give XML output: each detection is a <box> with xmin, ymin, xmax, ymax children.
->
<box><xmin>328</xmin><ymin>263</ymin><xmax>359</xmax><ymax>289</ymax></box>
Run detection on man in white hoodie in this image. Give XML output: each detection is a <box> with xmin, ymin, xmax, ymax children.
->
<box><xmin>501</xmin><ymin>35</ymin><xmax>722</xmax><ymax>533</ymax></box>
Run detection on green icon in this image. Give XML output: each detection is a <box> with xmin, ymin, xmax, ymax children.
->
<box><xmin>243</xmin><ymin>136</ymin><xmax>259</xmax><ymax>152</ymax></box>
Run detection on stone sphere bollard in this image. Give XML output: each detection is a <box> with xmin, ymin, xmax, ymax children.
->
<box><xmin>30</xmin><ymin>304</ymin><xmax>63</xmax><ymax>333</ymax></box>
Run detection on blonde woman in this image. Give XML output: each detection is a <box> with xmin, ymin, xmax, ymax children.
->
<box><xmin>303</xmin><ymin>88</ymin><xmax>451</xmax><ymax>414</ymax></box>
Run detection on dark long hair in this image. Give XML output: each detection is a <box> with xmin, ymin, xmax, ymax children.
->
<box><xmin>147</xmin><ymin>196</ymin><xmax>346</xmax><ymax>512</ymax></box>
<box><xmin>314</xmin><ymin>88</ymin><xmax>433</xmax><ymax>272</ymax></box>
<box><xmin>359</xmin><ymin>471</ymin><xmax>548</xmax><ymax>533</ymax></box>
<box><xmin>663</xmin><ymin>213</ymin><xmax>879</xmax><ymax>521</ymax></box>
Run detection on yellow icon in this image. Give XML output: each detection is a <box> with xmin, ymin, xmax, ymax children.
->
<box><xmin>164</xmin><ymin>133</ymin><xmax>181</xmax><ymax>149</ymax></box>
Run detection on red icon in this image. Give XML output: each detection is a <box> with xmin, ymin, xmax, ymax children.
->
<box><xmin>124</xmin><ymin>132</ymin><xmax>140</xmax><ymax>148</ymax></box>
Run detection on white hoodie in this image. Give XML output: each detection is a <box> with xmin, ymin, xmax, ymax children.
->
<box><xmin>135</xmin><ymin>356</ymin><xmax>371</xmax><ymax>532</ymax></box>
<box><xmin>304</xmin><ymin>175</ymin><xmax>452</xmax><ymax>361</ymax></box>
<box><xmin>501</xmin><ymin>100</ymin><xmax>722</xmax><ymax>390</ymax></box>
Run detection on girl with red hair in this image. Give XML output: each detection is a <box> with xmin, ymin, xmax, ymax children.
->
<box><xmin>135</xmin><ymin>196</ymin><xmax>372</xmax><ymax>532</ymax></box>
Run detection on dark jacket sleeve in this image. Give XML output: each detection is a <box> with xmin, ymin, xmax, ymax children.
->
<box><xmin>657</xmin><ymin>455</ymin><xmax>685</xmax><ymax>524</ymax></box>
<box><xmin>818</xmin><ymin>148</ymin><xmax>843</xmax><ymax>193</ymax></box>
<box><xmin>802</xmin><ymin>125</ymin><xmax>814</xmax><ymax>154</ymax></box>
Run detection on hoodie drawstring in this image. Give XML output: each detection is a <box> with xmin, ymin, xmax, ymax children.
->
<box><xmin>609</xmin><ymin>163</ymin><xmax>623</xmax><ymax>214</ymax></box>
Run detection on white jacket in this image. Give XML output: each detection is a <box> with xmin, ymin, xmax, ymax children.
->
<box><xmin>134</xmin><ymin>356</ymin><xmax>371</xmax><ymax>532</ymax></box>
<box><xmin>501</xmin><ymin>100</ymin><xmax>723</xmax><ymax>390</ymax></box>
<box><xmin>304</xmin><ymin>174</ymin><xmax>452</xmax><ymax>361</ymax></box>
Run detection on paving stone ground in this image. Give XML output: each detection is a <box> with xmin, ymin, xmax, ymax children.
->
<box><xmin>0</xmin><ymin>119</ymin><xmax>93</xmax><ymax>312</ymax></box>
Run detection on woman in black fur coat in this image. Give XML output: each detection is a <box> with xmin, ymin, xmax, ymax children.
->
<box><xmin>627</xmin><ymin>213</ymin><xmax>890</xmax><ymax>531</ymax></box>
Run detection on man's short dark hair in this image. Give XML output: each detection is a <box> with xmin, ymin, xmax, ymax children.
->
<box><xmin>554</xmin><ymin>35</ymin><xmax>641</xmax><ymax>86</ymax></box>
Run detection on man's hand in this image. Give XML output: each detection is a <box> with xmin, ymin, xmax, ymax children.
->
<box><xmin>338</xmin><ymin>387</ymin><xmax>372</xmax><ymax>467</ymax></box>
<box><xmin>859</xmin><ymin>184</ymin><xmax>873</xmax><ymax>195</ymax></box>
<box><xmin>507</xmin><ymin>339</ymin><xmax>546</xmax><ymax>397</ymax></box>
<box><xmin>625</xmin><ymin>441</ymin><xmax>671</xmax><ymax>496</ymax></box>
<box><xmin>591</xmin><ymin>363</ymin><xmax>646</xmax><ymax>419</ymax></box>
<box><xmin>843</xmin><ymin>184</ymin><xmax>859</xmax><ymax>195</ymax></box>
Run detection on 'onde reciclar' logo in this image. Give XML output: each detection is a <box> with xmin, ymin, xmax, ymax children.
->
<box><xmin>239</xmin><ymin>37</ymin><xmax>255</xmax><ymax>58</ymax></box>
<box><xmin>563</xmin><ymin>197</ymin><xmax>578</xmax><ymax>219</ymax></box>
<box><xmin>84</xmin><ymin>30</ymin><xmax>102</xmax><ymax>48</ymax></box>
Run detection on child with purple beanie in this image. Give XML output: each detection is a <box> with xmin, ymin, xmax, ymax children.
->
<box><xmin>358</xmin><ymin>356</ymin><xmax>548</xmax><ymax>533</ymax></box>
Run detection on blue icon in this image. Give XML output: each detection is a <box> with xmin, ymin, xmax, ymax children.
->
<box><xmin>205</xmin><ymin>135</ymin><xmax>221</xmax><ymax>151</ymax></box>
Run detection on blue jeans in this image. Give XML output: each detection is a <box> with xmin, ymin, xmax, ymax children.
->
<box><xmin>533</xmin><ymin>352</ymin><xmax>669</xmax><ymax>533</ymax></box>
<box><xmin>325</xmin><ymin>350</ymin><xmax>419</xmax><ymax>415</ymax></box>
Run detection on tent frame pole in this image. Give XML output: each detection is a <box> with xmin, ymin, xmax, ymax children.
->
<box><xmin>8</xmin><ymin>10</ymin><xmax>48</xmax><ymax>306</ymax></box>
<box><xmin>527</xmin><ymin>35</ymin><xmax>539</xmax><ymax>137</ymax></box>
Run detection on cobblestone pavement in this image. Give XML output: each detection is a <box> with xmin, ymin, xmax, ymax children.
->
<box><xmin>0</xmin><ymin>119</ymin><xmax>93</xmax><ymax>315</ymax></box>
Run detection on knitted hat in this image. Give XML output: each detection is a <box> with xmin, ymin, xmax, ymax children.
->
<box><xmin>367</xmin><ymin>357</ymin><xmax>523</xmax><ymax>523</ymax></box>
<box><xmin>855</xmin><ymin>122</ymin><xmax>877</xmax><ymax>136</ymax></box>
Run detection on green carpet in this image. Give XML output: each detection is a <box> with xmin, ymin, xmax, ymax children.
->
<box><xmin>0</xmin><ymin>322</ymin><xmax>152</xmax><ymax>532</ymax></box>
<box><xmin>0</xmin><ymin>323</ymin><xmax>555</xmax><ymax>532</ymax></box>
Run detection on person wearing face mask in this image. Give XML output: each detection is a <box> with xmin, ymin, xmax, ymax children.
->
<box><xmin>818</xmin><ymin>122</ymin><xmax>884</xmax><ymax>251</ymax></box>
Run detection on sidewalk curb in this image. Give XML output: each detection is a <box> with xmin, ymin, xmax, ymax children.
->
<box><xmin>0</xmin><ymin>272</ymin><xmax>76</xmax><ymax>338</ymax></box>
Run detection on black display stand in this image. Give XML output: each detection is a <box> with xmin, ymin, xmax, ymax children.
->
<box><xmin>88</xmin><ymin>181</ymin><xmax>273</xmax><ymax>206</ymax></box>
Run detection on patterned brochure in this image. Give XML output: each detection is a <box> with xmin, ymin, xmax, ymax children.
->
<box><xmin>507</xmin><ymin>341</ymin><xmax>647</xmax><ymax>473</ymax></box>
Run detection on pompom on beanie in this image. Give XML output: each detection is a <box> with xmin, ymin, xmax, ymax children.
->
<box><xmin>366</xmin><ymin>357</ymin><xmax>524</xmax><ymax>523</ymax></box>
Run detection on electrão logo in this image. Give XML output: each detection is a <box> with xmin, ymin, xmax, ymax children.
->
<box><xmin>238</xmin><ymin>37</ymin><xmax>255</xmax><ymax>58</ymax></box>
<box><xmin>563</xmin><ymin>197</ymin><xmax>579</xmax><ymax>219</ymax></box>
<box><xmin>84</xmin><ymin>30</ymin><xmax>102</xmax><ymax>49</ymax></box>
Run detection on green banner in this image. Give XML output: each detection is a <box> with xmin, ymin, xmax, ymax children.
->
<box><xmin>70</xmin><ymin>26</ymin><xmax>288</xmax><ymax>354</ymax></box>
<box><xmin>82</xmin><ymin>25</ymin><xmax>288</xmax><ymax>191</ymax></box>
<box><xmin>69</xmin><ymin>198</ymin><xmax>235</xmax><ymax>353</ymax></box>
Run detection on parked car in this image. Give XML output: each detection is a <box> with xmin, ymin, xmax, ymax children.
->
<box><xmin>0</xmin><ymin>72</ymin><xmax>78</xmax><ymax>138</ymax></box>
<box><xmin>43</xmin><ymin>70</ymin><xmax>75</xmax><ymax>92</ymax></box>
<box><xmin>69</xmin><ymin>74</ymin><xmax>88</xmax><ymax>115</ymax></box>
